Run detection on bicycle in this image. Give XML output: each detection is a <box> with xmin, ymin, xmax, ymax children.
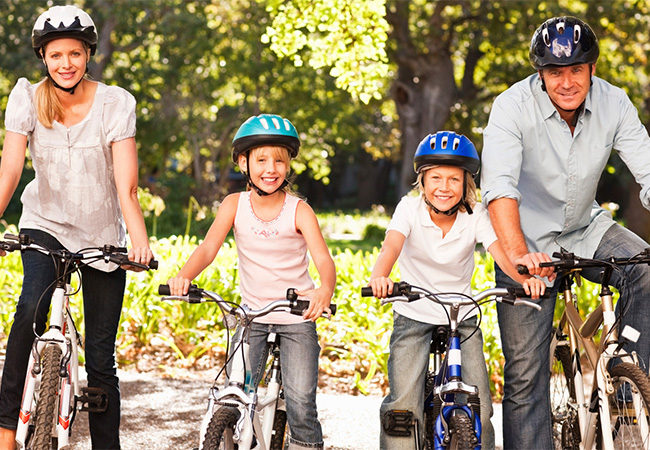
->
<box><xmin>0</xmin><ymin>232</ymin><xmax>158</xmax><ymax>450</ymax></box>
<box><xmin>532</xmin><ymin>250</ymin><xmax>650</xmax><ymax>449</ymax></box>
<box><xmin>361</xmin><ymin>282</ymin><xmax>542</xmax><ymax>450</ymax></box>
<box><xmin>158</xmin><ymin>283</ymin><xmax>336</xmax><ymax>450</ymax></box>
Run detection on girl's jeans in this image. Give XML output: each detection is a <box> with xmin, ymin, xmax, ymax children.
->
<box><xmin>0</xmin><ymin>229</ymin><xmax>126</xmax><ymax>450</ymax></box>
<box><xmin>496</xmin><ymin>223</ymin><xmax>650</xmax><ymax>450</ymax></box>
<box><xmin>243</xmin><ymin>320</ymin><xmax>324</xmax><ymax>449</ymax></box>
<box><xmin>380</xmin><ymin>311</ymin><xmax>495</xmax><ymax>450</ymax></box>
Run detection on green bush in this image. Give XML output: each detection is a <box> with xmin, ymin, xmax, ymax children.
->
<box><xmin>0</xmin><ymin>218</ymin><xmax>605</xmax><ymax>398</ymax></box>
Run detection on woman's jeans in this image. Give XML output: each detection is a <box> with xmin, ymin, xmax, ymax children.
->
<box><xmin>0</xmin><ymin>229</ymin><xmax>126</xmax><ymax>450</ymax></box>
<box><xmin>496</xmin><ymin>223</ymin><xmax>650</xmax><ymax>450</ymax></box>
<box><xmin>380</xmin><ymin>311</ymin><xmax>495</xmax><ymax>450</ymax></box>
<box><xmin>243</xmin><ymin>321</ymin><xmax>324</xmax><ymax>449</ymax></box>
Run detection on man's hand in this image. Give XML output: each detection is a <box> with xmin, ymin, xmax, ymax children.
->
<box><xmin>515</xmin><ymin>252</ymin><xmax>556</xmax><ymax>281</ymax></box>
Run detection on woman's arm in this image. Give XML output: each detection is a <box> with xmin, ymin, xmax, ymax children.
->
<box><xmin>295</xmin><ymin>201</ymin><xmax>336</xmax><ymax>321</ymax></box>
<box><xmin>0</xmin><ymin>132</ymin><xmax>28</xmax><ymax>257</ymax></box>
<box><xmin>167</xmin><ymin>193</ymin><xmax>238</xmax><ymax>296</ymax></box>
<box><xmin>112</xmin><ymin>137</ymin><xmax>153</xmax><ymax>267</ymax></box>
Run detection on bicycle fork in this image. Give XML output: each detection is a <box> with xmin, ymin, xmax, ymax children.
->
<box><xmin>16</xmin><ymin>285</ymin><xmax>76</xmax><ymax>450</ymax></box>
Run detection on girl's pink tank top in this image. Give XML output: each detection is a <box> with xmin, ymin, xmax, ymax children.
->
<box><xmin>233</xmin><ymin>191</ymin><xmax>314</xmax><ymax>324</ymax></box>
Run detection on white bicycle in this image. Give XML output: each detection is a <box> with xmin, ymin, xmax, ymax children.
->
<box><xmin>158</xmin><ymin>283</ymin><xmax>335</xmax><ymax>450</ymax></box>
<box><xmin>0</xmin><ymin>232</ymin><xmax>157</xmax><ymax>450</ymax></box>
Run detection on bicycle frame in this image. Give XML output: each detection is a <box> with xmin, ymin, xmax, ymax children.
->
<box><xmin>552</xmin><ymin>269</ymin><xmax>647</xmax><ymax>450</ymax></box>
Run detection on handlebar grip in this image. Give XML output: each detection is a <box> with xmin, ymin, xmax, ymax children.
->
<box><xmin>361</xmin><ymin>281</ymin><xmax>412</xmax><ymax>298</ymax></box>
<box><xmin>148</xmin><ymin>259</ymin><xmax>159</xmax><ymax>270</ymax></box>
<box><xmin>361</xmin><ymin>286</ymin><xmax>373</xmax><ymax>297</ymax></box>
<box><xmin>158</xmin><ymin>284</ymin><xmax>171</xmax><ymax>296</ymax></box>
<box><xmin>289</xmin><ymin>300</ymin><xmax>337</xmax><ymax>317</ymax></box>
<box><xmin>517</xmin><ymin>265</ymin><xmax>529</xmax><ymax>275</ymax></box>
<box><xmin>506</xmin><ymin>287</ymin><xmax>551</xmax><ymax>299</ymax></box>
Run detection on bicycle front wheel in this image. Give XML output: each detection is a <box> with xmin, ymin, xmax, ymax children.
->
<box><xmin>202</xmin><ymin>406</ymin><xmax>240</xmax><ymax>450</ymax></box>
<box><xmin>32</xmin><ymin>345</ymin><xmax>62</xmax><ymax>450</ymax></box>
<box><xmin>447</xmin><ymin>413</ymin><xmax>478</xmax><ymax>450</ymax></box>
<box><xmin>606</xmin><ymin>362</ymin><xmax>650</xmax><ymax>449</ymax></box>
<box><xmin>270</xmin><ymin>408</ymin><xmax>287</xmax><ymax>450</ymax></box>
<box><xmin>550</xmin><ymin>341</ymin><xmax>580</xmax><ymax>450</ymax></box>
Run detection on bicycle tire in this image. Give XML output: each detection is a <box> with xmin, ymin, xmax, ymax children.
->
<box><xmin>606</xmin><ymin>362</ymin><xmax>650</xmax><ymax>449</ymax></box>
<box><xmin>447</xmin><ymin>413</ymin><xmax>478</xmax><ymax>450</ymax></box>
<box><xmin>269</xmin><ymin>408</ymin><xmax>287</xmax><ymax>450</ymax></box>
<box><xmin>32</xmin><ymin>345</ymin><xmax>62</xmax><ymax>450</ymax></box>
<box><xmin>550</xmin><ymin>341</ymin><xmax>579</xmax><ymax>450</ymax></box>
<box><xmin>201</xmin><ymin>406</ymin><xmax>240</xmax><ymax>450</ymax></box>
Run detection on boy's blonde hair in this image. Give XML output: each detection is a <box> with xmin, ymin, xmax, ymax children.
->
<box><xmin>415</xmin><ymin>165</ymin><xmax>478</xmax><ymax>213</ymax></box>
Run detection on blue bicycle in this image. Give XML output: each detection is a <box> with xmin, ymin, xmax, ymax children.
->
<box><xmin>362</xmin><ymin>282</ymin><xmax>542</xmax><ymax>449</ymax></box>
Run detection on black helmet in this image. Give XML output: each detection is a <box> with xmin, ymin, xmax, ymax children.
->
<box><xmin>232</xmin><ymin>114</ymin><xmax>300</xmax><ymax>164</ymax></box>
<box><xmin>529</xmin><ymin>16</ymin><xmax>599</xmax><ymax>70</ymax></box>
<box><xmin>32</xmin><ymin>5</ymin><xmax>98</xmax><ymax>59</ymax></box>
<box><xmin>413</xmin><ymin>131</ymin><xmax>480</xmax><ymax>176</ymax></box>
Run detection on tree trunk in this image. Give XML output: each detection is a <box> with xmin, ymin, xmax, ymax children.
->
<box><xmin>391</xmin><ymin>55</ymin><xmax>457</xmax><ymax>198</ymax></box>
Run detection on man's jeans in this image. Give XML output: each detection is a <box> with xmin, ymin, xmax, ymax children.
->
<box><xmin>380</xmin><ymin>311</ymin><xmax>495</xmax><ymax>450</ymax></box>
<box><xmin>0</xmin><ymin>229</ymin><xmax>126</xmax><ymax>450</ymax></box>
<box><xmin>496</xmin><ymin>223</ymin><xmax>650</xmax><ymax>450</ymax></box>
<box><xmin>244</xmin><ymin>321</ymin><xmax>324</xmax><ymax>449</ymax></box>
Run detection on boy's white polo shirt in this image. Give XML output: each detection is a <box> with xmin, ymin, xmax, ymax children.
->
<box><xmin>387</xmin><ymin>194</ymin><xmax>498</xmax><ymax>325</ymax></box>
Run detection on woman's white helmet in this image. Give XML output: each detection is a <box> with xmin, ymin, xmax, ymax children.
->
<box><xmin>32</xmin><ymin>5</ymin><xmax>98</xmax><ymax>59</ymax></box>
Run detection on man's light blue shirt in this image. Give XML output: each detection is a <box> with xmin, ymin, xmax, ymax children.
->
<box><xmin>481</xmin><ymin>73</ymin><xmax>650</xmax><ymax>258</ymax></box>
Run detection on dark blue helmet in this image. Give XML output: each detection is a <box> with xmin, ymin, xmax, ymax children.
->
<box><xmin>413</xmin><ymin>131</ymin><xmax>480</xmax><ymax>176</ymax></box>
<box><xmin>529</xmin><ymin>16</ymin><xmax>599</xmax><ymax>70</ymax></box>
<box><xmin>232</xmin><ymin>114</ymin><xmax>300</xmax><ymax>163</ymax></box>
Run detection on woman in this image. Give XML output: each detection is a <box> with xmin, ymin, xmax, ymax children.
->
<box><xmin>0</xmin><ymin>6</ymin><xmax>153</xmax><ymax>449</ymax></box>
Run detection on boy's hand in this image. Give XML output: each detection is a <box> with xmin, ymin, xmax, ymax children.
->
<box><xmin>368</xmin><ymin>277</ymin><xmax>394</xmax><ymax>299</ymax></box>
<box><xmin>521</xmin><ymin>277</ymin><xmax>547</xmax><ymax>300</ymax></box>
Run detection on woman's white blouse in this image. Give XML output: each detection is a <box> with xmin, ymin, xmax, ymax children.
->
<box><xmin>5</xmin><ymin>78</ymin><xmax>137</xmax><ymax>271</ymax></box>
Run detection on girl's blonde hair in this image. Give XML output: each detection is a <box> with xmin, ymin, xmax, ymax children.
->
<box><xmin>34</xmin><ymin>41</ymin><xmax>91</xmax><ymax>128</ymax></box>
<box><xmin>414</xmin><ymin>165</ymin><xmax>478</xmax><ymax>213</ymax></box>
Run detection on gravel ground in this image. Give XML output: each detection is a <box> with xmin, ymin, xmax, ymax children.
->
<box><xmin>2</xmin><ymin>364</ymin><xmax>504</xmax><ymax>449</ymax></box>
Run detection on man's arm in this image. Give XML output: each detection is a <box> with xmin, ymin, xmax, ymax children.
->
<box><xmin>487</xmin><ymin>197</ymin><xmax>555</xmax><ymax>280</ymax></box>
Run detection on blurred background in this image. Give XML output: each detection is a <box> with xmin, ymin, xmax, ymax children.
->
<box><xmin>1</xmin><ymin>0</ymin><xmax>649</xmax><ymax>239</ymax></box>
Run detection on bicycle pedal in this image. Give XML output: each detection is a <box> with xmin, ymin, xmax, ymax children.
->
<box><xmin>78</xmin><ymin>387</ymin><xmax>108</xmax><ymax>413</ymax></box>
<box><xmin>382</xmin><ymin>410</ymin><xmax>415</xmax><ymax>437</ymax></box>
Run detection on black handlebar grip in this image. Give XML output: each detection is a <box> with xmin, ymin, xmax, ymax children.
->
<box><xmin>516</xmin><ymin>265</ymin><xmax>529</xmax><ymax>275</ymax></box>
<box><xmin>361</xmin><ymin>286</ymin><xmax>373</xmax><ymax>297</ymax></box>
<box><xmin>158</xmin><ymin>284</ymin><xmax>171</xmax><ymax>296</ymax></box>
<box><xmin>148</xmin><ymin>259</ymin><xmax>159</xmax><ymax>270</ymax></box>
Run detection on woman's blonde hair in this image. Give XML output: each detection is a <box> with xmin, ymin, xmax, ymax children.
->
<box><xmin>34</xmin><ymin>41</ymin><xmax>91</xmax><ymax>128</ymax></box>
<box><xmin>415</xmin><ymin>165</ymin><xmax>478</xmax><ymax>213</ymax></box>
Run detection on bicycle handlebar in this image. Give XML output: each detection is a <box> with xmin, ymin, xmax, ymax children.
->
<box><xmin>361</xmin><ymin>282</ymin><xmax>544</xmax><ymax>310</ymax></box>
<box><xmin>0</xmin><ymin>233</ymin><xmax>158</xmax><ymax>271</ymax></box>
<box><xmin>158</xmin><ymin>284</ymin><xmax>337</xmax><ymax>318</ymax></box>
<box><xmin>516</xmin><ymin>248</ymin><xmax>650</xmax><ymax>275</ymax></box>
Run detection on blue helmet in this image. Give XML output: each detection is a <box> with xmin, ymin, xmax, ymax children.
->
<box><xmin>529</xmin><ymin>16</ymin><xmax>599</xmax><ymax>70</ymax></box>
<box><xmin>413</xmin><ymin>131</ymin><xmax>480</xmax><ymax>176</ymax></box>
<box><xmin>232</xmin><ymin>114</ymin><xmax>300</xmax><ymax>163</ymax></box>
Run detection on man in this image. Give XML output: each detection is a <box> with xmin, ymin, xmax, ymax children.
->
<box><xmin>480</xmin><ymin>16</ymin><xmax>650</xmax><ymax>450</ymax></box>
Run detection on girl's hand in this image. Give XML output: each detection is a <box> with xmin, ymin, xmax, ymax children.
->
<box><xmin>296</xmin><ymin>287</ymin><xmax>332</xmax><ymax>322</ymax></box>
<box><xmin>369</xmin><ymin>276</ymin><xmax>394</xmax><ymax>299</ymax></box>
<box><xmin>167</xmin><ymin>276</ymin><xmax>192</xmax><ymax>296</ymax></box>
<box><xmin>521</xmin><ymin>276</ymin><xmax>546</xmax><ymax>300</ymax></box>
<box><xmin>126</xmin><ymin>246</ymin><xmax>154</xmax><ymax>272</ymax></box>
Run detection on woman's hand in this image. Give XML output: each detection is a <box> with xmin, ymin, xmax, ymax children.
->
<box><xmin>368</xmin><ymin>276</ymin><xmax>394</xmax><ymax>299</ymax></box>
<box><xmin>125</xmin><ymin>246</ymin><xmax>154</xmax><ymax>272</ymax></box>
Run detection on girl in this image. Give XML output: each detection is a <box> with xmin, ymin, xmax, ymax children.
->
<box><xmin>167</xmin><ymin>114</ymin><xmax>336</xmax><ymax>450</ymax></box>
<box><xmin>0</xmin><ymin>6</ymin><xmax>153</xmax><ymax>450</ymax></box>
<box><xmin>368</xmin><ymin>131</ymin><xmax>546</xmax><ymax>450</ymax></box>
